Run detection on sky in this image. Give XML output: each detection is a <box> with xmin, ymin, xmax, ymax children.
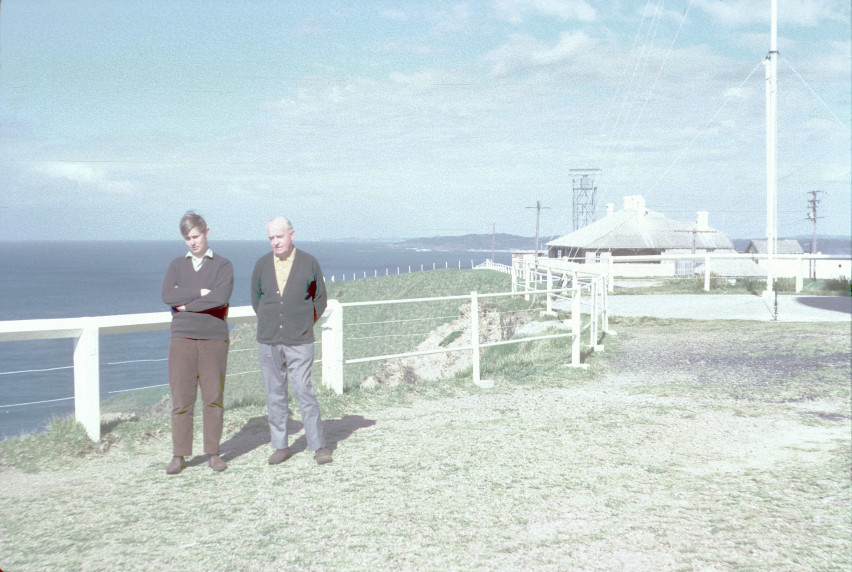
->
<box><xmin>0</xmin><ymin>0</ymin><xmax>849</xmax><ymax>242</ymax></box>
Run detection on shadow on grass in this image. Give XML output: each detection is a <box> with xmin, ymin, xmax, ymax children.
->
<box><xmin>194</xmin><ymin>414</ymin><xmax>377</xmax><ymax>465</ymax></box>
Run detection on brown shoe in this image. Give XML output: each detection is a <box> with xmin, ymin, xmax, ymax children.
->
<box><xmin>314</xmin><ymin>448</ymin><xmax>333</xmax><ymax>465</ymax></box>
<box><xmin>166</xmin><ymin>456</ymin><xmax>186</xmax><ymax>475</ymax></box>
<box><xmin>268</xmin><ymin>448</ymin><xmax>292</xmax><ymax>465</ymax></box>
<box><xmin>208</xmin><ymin>454</ymin><xmax>227</xmax><ymax>472</ymax></box>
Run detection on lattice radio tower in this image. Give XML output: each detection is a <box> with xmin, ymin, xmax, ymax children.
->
<box><xmin>571</xmin><ymin>168</ymin><xmax>601</xmax><ymax>231</ymax></box>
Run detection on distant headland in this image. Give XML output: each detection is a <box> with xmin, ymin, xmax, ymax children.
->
<box><xmin>390</xmin><ymin>233</ymin><xmax>851</xmax><ymax>255</ymax></box>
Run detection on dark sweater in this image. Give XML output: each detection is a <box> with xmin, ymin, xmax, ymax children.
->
<box><xmin>251</xmin><ymin>249</ymin><xmax>327</xmax><ymax>345</ymax></box>
<box><xmin>161</xmin><ymin>254</ymin><xmax>234</xmax><ymax>340</ymax></box>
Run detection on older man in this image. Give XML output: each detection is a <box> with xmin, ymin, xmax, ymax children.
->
<box><xmin>251</xmin><ymin>216</ymin><xmax>332</xmax><ymax>465</ymax></box>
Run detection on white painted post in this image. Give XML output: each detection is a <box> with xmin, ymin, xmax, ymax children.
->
<box><xmin>73</xmin><ymin>322</ymin><xmax>101</xmax><ymax>441</ymax></box>
<box><xmin>570</xmin><ymin>281</ymin><xmax>581</xmax><ymax>366</ymax></box>
<box><xmin>320</xmin><ymin>300</ymin><xmax>344</xmax><ymax>395</ymax></box>
<box><xmin>600</xmin><ymin>253</ymin><xmax>613</xmax><ymax>293</ymax></box>
<box><xmin>795</xmin><ymin>256</ymin><xmax>803</xmax><ymax>293</ymax></box>
<box><xmin>511</xmin><ymin>264</ymin><xmax>517</xmax><ymax>293</ymax></box>
<box><xmin>524</xmin><ymin>262</ymin><xmax>531</xmax><ymax>301</ymax></box>
<box><xmin>703</xmin><ymin>254</ymin><xmax>711</xmax><ymax>291</ymax></box>
<box><xmin>590</xmin><ymin>278</ymin><xmax>598</xmax><ymax>349</ymax></box>
<box><xmin>546</xmin><ymin>267</ymin><xmax>553</xmax><ymax>314</ymax></box>
<box><xmin>470</xmin><ymin>291</ymin><xmax>481</xmax><ymax>385</ymax></box>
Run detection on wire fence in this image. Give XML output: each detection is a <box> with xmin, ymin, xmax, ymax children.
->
<box><xmin>0</xmin><ymin>270</ymin><xmax>609</xmax><ymax>440</ymax></box>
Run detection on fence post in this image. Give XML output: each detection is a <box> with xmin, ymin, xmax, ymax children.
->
<box><xmin>607</xmin><ymin>254</ymin><xmax>614</xmax><ymax>293</ymax></box>
<box><xmin>524</xmin><ymin>262</ymin><xmax>531</xmax><ymax>301</ymax></box>
<box><xmin>569</xmin><ymin>281</ymin><xmax>582</xmax><ymax>366</ymax></box>
<box><xmin>795</xmin><ymin>256</ymin><xmax>803</xmax><ymax>292</ymax></box>
<box><xmin>601</xmin><ymin>275</ymin><xmax>612</xmax><ymax>335</ymax></box>
<box><xmin>590</xmin><ymin>278</ymin><xmax>598</xmax><ymax>349</ymax></box>
<box><xmin>320</xmin><ymin>300</ymin><xmax>344</xmax><ymax>395</ymax></box>
<box><xmin>470</xmin><ymin>291</ymin><xmax>481</xmax><ymax>386</ymax></box>
<box><xmin>703</xmin><ymin>254</ymin><xmax>711</xmax><ymax>291</ymax></box>
<box><xmin>511</xmin><ymin>263</ymin><xmax>517</xmax><ymax>293</ymax></box>
<box><xmin>73</xmin><ymin>321</ymin><xmax>101</xmax><ymax>441</ymax></box>
<box><xmin>546</xmin><ymin>267</ymin><xmax>554</xmax><ymax>315</ymax></box>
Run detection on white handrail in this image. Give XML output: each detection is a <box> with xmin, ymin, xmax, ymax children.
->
<box><xmin>2</xmin><ymin>277</ymin><xmax>610</xmax><ymax>442</ymax></box>
<box><xmin>0</xmin><ymin>305</ymin><xmax>259</xmax><ymax>441</ymax></box>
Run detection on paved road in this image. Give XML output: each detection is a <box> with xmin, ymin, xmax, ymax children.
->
<box><xmin>556</xmin><ymin>294</ymin><xmax>851</xmax><ymax>322</ymax></box>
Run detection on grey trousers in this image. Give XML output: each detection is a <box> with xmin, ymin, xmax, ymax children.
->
<box><xmin>258</xmin><ymin>342</ymin><xmax>326</xmax><ymax>451</ymax></box>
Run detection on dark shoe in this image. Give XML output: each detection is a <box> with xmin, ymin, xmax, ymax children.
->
<box><xmin>314</xmin><ymin>448</ymin><xmax>333</xmax><ymax>465</ymax></box>
<box><xmin>268</xmin><ymin>448</ymin><xmax>292</xmax><ymax>465</ymax></box>
<box><xmin>166</xmin><ymin>456</ymin><xmax>186</xmax><ymax>475</ymax></box>
<box><xmin>208</xmin><ymin>454</ymin><xmax>227</xmax><ymax>472</ymax></box>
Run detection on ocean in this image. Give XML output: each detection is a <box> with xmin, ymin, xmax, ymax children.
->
<box><xmin>0</xmin><ymin>241</ymin><xmax>511</xmax><ymax>439</ymax></box>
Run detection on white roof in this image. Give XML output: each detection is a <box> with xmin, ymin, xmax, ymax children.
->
<box><xmin>746</xmin><ymin>240</ymin><xmax>804</xmax><ymax>254</ymax></box>
<box><xmin>547</xmin><ymin>200</ymin><xmax>733</xmax><ymax>251</ymax></box>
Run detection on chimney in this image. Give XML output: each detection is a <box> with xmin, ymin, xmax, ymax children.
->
<box><xmin>606</xmin><ymin>203</ymin><xmax>614</xmax><ymax>216</ymax></box>
<box><xmin>697</xmin><ymin>211</ymin><xmax>709</xmax><ymax>231</ymax></box>
<box><xmin>623</xmin><ymin>195</ymin><xmax>646</xmax><ymax>220</ymax></box>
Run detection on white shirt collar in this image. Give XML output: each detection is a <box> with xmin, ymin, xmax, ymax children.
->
<box><xmin>186</xmin><ymin>249</ymin><xmax>213</xmax><ymax>270</ymax></box>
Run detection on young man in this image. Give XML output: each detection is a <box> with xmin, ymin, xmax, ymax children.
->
<box><xmin>161</xmin><ymin>211</ymin><xmax>233</xmax><ymax>474</ymax></box>
<box><xmin>251</xmin><ymin>216</ymin><xmax>332</xmax><ymax>465</ymax></box>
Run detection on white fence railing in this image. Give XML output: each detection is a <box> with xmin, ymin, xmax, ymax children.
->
<box><xmin>0</xmin><ymin>273</ymin><xmax>609</xmax><ymax>442</ymax></box>
<box><xmin>326</xmin><ymin>258</ymin><xmax>488</xmax><ymax>282</ymax></box>
<box><xmin>0</xmin><ymin>307</ymin><xmax>257</xmax><ymax>442</ymax></box>
<box><xmin>514</xmin><ymin>253</ymin><xmax>851</xmax><ymax>293</ymax></box>
<box><xmin>321</xmin><ymin>275</ymin><xmax>608</xmax><ymax>395</ymax></box>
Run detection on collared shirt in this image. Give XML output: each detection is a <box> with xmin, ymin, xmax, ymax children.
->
<box><xmin>186</xmin><ymin>248</ymin><xmax>214</xmax><ymax>271</ymax></box>
<box><xmin>273</xmin><ymin>248</ymin><xmax>297</xmax><ymax>294</ymax></box>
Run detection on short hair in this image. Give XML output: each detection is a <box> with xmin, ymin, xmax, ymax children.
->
<box><xmin>179</xmin><ymin>211</ymin><xmax>207</xmax><ymax>237</ymax></box>
<box><xmin>267</xmin><ymin>216</ymin><xmax>294</xmax><ymax>233</ymax></box>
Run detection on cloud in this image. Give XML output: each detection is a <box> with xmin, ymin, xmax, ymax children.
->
<box><xmin>493</xmin><ymin>0</ymin><xmax>597</xmax><ymax>24</ymax></box>
<box><xmin>693</xmin><ymin>0</ymin><xmax>850</xmax><ymax>28</ymax></box>
<box><xmin>37</xmin><ymin>162</ymin><xmax>135</xmax><ymax>194</ymax></box>
<box><xmin>484</xmin><ymin>30</ymin><xmax>595</xmax><ymax>75</ymax></box>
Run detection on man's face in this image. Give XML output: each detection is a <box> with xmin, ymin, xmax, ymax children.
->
<box><xmin>184</xmin><ymin>226</ymin><xmax>210</xmax><ymax>258</ymax></box>
<box><xmin>268</xmin><ymin>223</ymin><xmax>295</xmax><ymax>259</ymax></box>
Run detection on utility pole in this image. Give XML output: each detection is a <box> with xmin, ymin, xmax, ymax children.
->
<box><xmin>526</xmin><ymin>200</ymin><xmax>551</xmax><ymax>264</ymax></box>
<box><xmin>763</xmin><ymin>0</ymin><xmax>778</xmax><ymax>296</ymax></box>
<box><xmin>675</xmin><ymin>228</ymin><xmax>716</xmax><ymax>254</ymax></box>
<box><xmin>806</xmin><ymin>190</ymin><xmax>825</xmax><ymax>279</ymax></box>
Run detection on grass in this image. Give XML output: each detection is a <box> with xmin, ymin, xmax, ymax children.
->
<box><xmin>1</xmin><ymin>270</ymin><xmax>850</xmax><ymax>570</ymax></box>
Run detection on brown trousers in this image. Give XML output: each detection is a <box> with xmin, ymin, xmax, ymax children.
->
<box><xmin>168</xmin><ymin>337</ymin><xmax>229</xmax><ymax>456</ymax></box>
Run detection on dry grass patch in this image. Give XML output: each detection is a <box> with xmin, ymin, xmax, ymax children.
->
<box><xmin>1</xmin><ymin>318</ymin><xmax>849</xmax><ymax>570</ymax></box>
